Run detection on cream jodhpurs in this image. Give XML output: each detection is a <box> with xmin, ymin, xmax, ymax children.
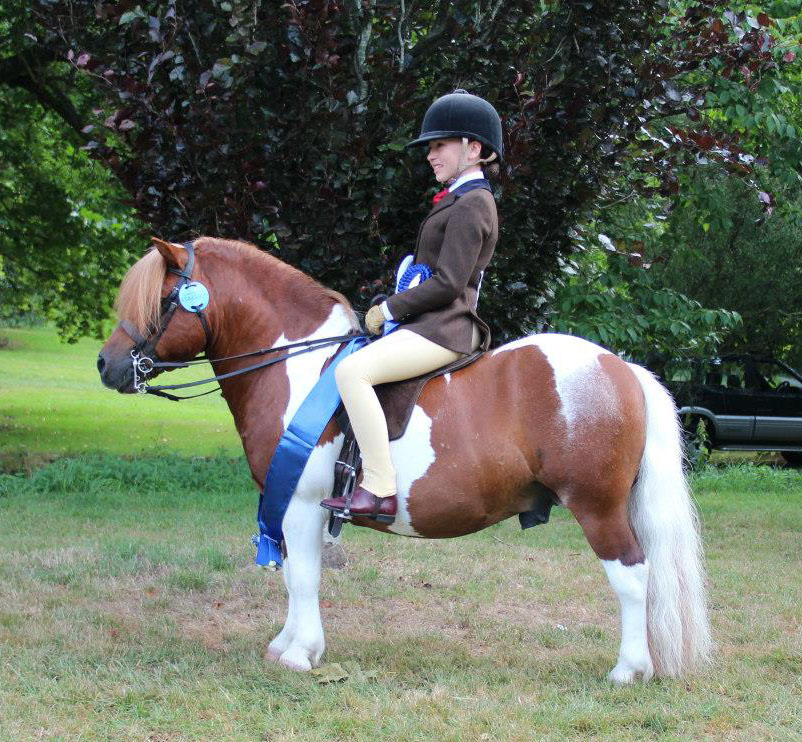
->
<box><xmin>335</xmin><ymin>326</ymin><xmax>480</xmax><ymax>497</ymax></box>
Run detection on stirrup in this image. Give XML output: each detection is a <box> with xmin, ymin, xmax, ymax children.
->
<box><xmin>327</xmin><ymin>423</ymin><xmax>360</xmax><ymax>537</ymax></box>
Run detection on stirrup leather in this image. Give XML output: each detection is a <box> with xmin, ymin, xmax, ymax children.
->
<box><xmin>327</xmin><ymin>411</ymin><xmax>361</xmax><ymax>537</ymax></box>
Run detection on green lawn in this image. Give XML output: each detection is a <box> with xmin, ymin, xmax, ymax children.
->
<box><xmin>1</xmin><ymin>325</ymin><xmax>801</xmax><ymax>741</ymax></box>
<box><xmin>0</xmin><ymin>326</ymin><xmax>241</xmax><ymax>468</ymax></box>
<box><xmin>0</xmin><ymin>459</ymin><xmax>800</xmax><ymax>741</ymax></box>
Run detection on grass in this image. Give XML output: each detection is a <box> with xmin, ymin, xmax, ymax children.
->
<box><xmin>0</xmin><ymin>326</ymin><xmax>241</xmax><ymax>469</ymax></box>
<box><xmin>1</xmin><ymin>325</ymin><xmax>801</xmax><ymax>740</ymax></box>
<box><xmin>0</xmin><ymin>457</ymin><xmax>800</xmax><ymax>741</ymax></box>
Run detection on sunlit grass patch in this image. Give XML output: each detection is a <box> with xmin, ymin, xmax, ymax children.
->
<box><xmin>0</xmin><ymin>325</ymin><xmax>241</xmax><ymax>466</ymax></box>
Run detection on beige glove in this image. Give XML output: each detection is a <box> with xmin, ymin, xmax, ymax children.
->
<box><xmin>365</xmin><ymin>305</ymin><xmax>385</xmax><ymax>335</ymax></box>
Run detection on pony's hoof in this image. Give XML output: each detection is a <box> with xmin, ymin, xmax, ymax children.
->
<box><xmin>607</xmin><ymin>660</ymin><xmax>654</xmax><ymax>685</ymax></box>
<box><xmin>277</xmin><ymin>648</ymin><xmax>314</xmax><ymax>672</ymax></box>
<box><xmin>265</xmin><ymin>646</ymin><xmax>283</xmax><ymax>663</ymax></box>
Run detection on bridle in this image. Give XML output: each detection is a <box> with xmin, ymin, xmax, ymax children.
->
<box><xmin>121</xmin><ymin>241</ymin><xmax>213</xmax><ymax>396</ymax></box>
<box><xmin>119</xmin><ymin>241</ymin><xmax>368</xmax><ymax>401</ymax></box>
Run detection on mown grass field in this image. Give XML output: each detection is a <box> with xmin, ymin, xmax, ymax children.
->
<box><xmin>1</xmin><ymin>326</ymin><xmax>801</xmax><ymax>741</ymax></box>
<box><xmin>0</xmin><ymin>326</ymin><xmax>241</xmax><ymax>470</ymax></box>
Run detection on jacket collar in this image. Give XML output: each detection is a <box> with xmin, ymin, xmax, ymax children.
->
<box><xmin>448</xmin><ymin>170</ymin><xmax>485</xmax><ymax>192</ymax></box>
<box><xmin>425</xmin><ymin>177</ymin><xmax>492</xmax><ymax>218</ymax></box>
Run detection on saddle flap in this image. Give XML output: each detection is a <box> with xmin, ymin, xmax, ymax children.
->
<box><xmin>375</xmin><ymin>350</ymin><xmax>484</xmax><ymax>441</ymax></box>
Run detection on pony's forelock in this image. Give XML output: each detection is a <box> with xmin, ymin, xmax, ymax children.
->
<box><xmin>115</xmin><ymin>247</ymin><xmax>167</xmax><ymax>335</ymax></box>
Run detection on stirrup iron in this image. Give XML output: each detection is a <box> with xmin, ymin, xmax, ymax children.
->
<box><xmin>327</xmin><ymin>425</ymin><xmax>360</xmax><ymax>537</ymax></box>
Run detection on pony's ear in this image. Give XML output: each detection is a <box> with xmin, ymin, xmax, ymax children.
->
<box><xmin>151</xmin><ymin>237</ymin><xmax>187</xmax><ymax>270</ymax></box>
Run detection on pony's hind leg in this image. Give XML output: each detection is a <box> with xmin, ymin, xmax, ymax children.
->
<box><xmin>570</xmin><ymin>500</ymin><xmax>654</xmax><ymax>684</ymax></box>
<box><xmin>601</xmin><ymin>557</ymin><xmax>653</xmax><ymax>684</ymax></box>
<box><xmin>266</xmin><ymin>494</ymin><xmax>328</xmax><ymax>671</ymax></box>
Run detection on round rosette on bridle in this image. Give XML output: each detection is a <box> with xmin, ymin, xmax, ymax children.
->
<box><xmin>178</xmin><ymin>281</ymin><xmax>210</xmax><ymax>312</ymax></box>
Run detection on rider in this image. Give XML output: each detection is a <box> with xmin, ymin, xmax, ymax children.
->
<box><xmin>321</xmin><ymin>89</ymin><xmax>502</xmax><ymax>525</ymax></box>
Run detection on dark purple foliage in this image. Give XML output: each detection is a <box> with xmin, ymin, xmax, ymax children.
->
<box><xmin>29</xmin><ymin>0</ymin><xmax>780</xmax><ymax>343</ymax></box>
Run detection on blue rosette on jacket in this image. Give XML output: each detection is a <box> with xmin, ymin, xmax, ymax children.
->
<box><xmin>384</xmin><ymin>256</ymin><xmax>432</xmax><ymax>335</ymax></box>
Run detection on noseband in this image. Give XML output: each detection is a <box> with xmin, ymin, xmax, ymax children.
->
<box><xmin>120</xmin><ymin>241</ymin><xmax>212</xmax><ymax>394</ymax></box>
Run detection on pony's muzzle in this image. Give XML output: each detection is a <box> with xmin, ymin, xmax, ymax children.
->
<box><xmin>97</xmin><ymin>349</ymin><xmax>136</xmax><ymax>393</ymax></box>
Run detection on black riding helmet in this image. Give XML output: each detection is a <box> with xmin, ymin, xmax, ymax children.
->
<box><xmin>406</xmin><ymin>89</ymin><xmax>503</xmax><ymax>160</ymax></box>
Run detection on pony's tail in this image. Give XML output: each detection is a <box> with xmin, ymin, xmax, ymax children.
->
<box><xmin>626</xmin><ymin>363</ymin><xmax>712</xmax><ymax>677</ymax></box>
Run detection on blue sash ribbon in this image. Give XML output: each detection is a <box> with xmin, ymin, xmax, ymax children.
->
<box><xmin>254</xmin><ymin>336</ymin><xmax>368</xmax><ymax>568</ymax></box>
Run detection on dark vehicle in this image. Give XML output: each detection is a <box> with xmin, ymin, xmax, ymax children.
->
<box><xmin>656</xmin><ymin>354</ymin><xmax>802</xmax><ymax>466</ymax></box>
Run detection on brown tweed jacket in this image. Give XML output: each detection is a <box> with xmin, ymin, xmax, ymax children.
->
<box><xmin>385</xmin><ymin>187</ymin><xmax>498</xmax><ymax>354</ymax></box>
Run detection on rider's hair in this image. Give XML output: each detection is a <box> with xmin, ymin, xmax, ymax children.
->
<box><xmin>480</xmin><ymin>144</ymin><xmax>500</xmax><ymax>180</ymax></box>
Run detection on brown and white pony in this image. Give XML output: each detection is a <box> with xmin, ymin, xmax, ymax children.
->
<box><xmin>98</xmin><ymin>237</ymin><xmax>711</xmax><ymax>682</ymax></box>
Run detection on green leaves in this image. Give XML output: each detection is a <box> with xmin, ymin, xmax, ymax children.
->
<box><xmin>118</xmin><ymin>7</ymin><xmax>147</xmax><ymax>26</ymax></box>
<box><xmin>0</xmin><ymin>85</ymin><xmax>142</xmax><ymax>341</ymax></box>
<box><xmin>550</xmin><ymin>246</ymin><xmax>742</xmax><ymax>360</ymax></box>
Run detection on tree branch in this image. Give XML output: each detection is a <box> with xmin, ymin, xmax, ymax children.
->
<box><xmin>403</xmin><ymin>2</ymin><xmax>455</xmax><ymax>72</ymax></box>
<box><xmin>0</xmin><ymin>49</ymin><xmax>87</xmax><ymax>138</ymax></box>
<box><xmin>348</xmin><ymin>0</ymin><xmax>375</xmax><ymax>109</ymax></box>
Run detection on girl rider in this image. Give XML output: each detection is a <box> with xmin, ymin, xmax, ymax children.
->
<box><xmin>321</xmin><ymin>90</ymin><xmax>502</xmax><ymax>525</ymax></box>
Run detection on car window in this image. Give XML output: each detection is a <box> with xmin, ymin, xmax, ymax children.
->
<box><xmin>718</xmin><ymin>360</ymin><xmax>748</xmax><ymax>390</ymax></box>
<box><xmin>702</xmin><ymin>361</ymin><xmax>724</xmax><ymax>387</ymax></box>
<box><xmin>751</xmin><ymin>361</ymin><xmax>802</xmax><ymax>392</ymax></box>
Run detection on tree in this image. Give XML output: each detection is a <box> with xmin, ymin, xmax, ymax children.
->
<box><xmin>549</xmin><ymin>237</ymin><xmax>742</xmax><ymax>361</ymax></box>
<box><xmin>0</xmin><ymin>0</ymin><xmax>144</xmax><ymax>340</ymax></box>
<box><xmin>3</xmin><ymin>0</ymin><xmax>783</xmax><ymax>345</ymax></box>
<box><xmin>0</xmin><ymin>84</ymin><xmax>143</xmax><ymax>340</ymax></box>
<box><xmin>656</xmin><ymin>172</ymin><xmax>802</xmax><ymax>365</ymax></box>
<box><xmin>575</xmin><ymin>2</ymin><xmax>802</xmax><ymax>364</ymax></box>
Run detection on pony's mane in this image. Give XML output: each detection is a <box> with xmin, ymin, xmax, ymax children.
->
<box><xmin>115</xmin><ymin>237</ymin><xmax>358</xmax><ymax>335</ymax></box>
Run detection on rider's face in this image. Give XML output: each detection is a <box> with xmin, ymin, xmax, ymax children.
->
<box><xmin>426</xmin><ymin>138</ymin><xmax>481</xmax><ymax>184</ymax></box>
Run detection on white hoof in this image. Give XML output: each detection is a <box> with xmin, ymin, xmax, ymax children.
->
<box><xmin>278</xmin><ymin>646</ymin><xmax>315</xmax><ymax>672</ymax></box>
<box><xmin>267</xmin><ymin>635</ymin><xmax>292</xmax><ymax>661</ymax></box>
<box><xmin>607</xmin><ymin>659</ymin><xmax>654</xmax><ymax>685</ymax></box>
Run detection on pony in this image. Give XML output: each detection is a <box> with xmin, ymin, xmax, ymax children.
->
<box><xmin>97</xmin><ymin>236</ymin><xmax>711</xmax><ymax>682</ymax></box>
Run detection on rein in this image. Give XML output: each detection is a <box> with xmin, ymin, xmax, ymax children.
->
<box><xmin>133</xmin><ymin>332</ymin><xmax>368</xmax><ymax>401</ymax></box>
<box><xmin>123</xmin><ymin>241</ymin><xmax>369</xmax><ymax>402</ymax></box>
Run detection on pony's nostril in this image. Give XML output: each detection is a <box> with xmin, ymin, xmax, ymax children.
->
<box><xmin>97</xmin><ymin>354</ymin><xmax>106</xmax><ymax>374</ymax></box>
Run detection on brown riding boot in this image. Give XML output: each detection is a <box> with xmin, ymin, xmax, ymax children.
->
<box><xmin>320</xmin><ymin>486</ymin><xmax>397</xmax><ymax>524</ymax></box>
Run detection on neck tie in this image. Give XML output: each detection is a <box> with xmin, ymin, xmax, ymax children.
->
<box><xmin>432</xmin><ymin>188</ymin><xmax>449</xmax><ymax>205</ymax></box>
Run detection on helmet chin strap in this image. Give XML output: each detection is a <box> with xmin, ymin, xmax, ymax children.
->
<box><xmin>450</xmin><ymin>137</ymin><xmax>498</xmax><ymax>184</ymax></box>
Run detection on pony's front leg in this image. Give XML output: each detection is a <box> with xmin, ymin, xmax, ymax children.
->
<box><xmin>266</xmin><ymin>492</ymin><xmax>328</xmax><ymax>671</ymax></box>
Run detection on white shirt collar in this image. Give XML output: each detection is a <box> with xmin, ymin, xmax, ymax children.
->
<box><xmin>448</xmin><ymin>170</ymin><xmax>485</xmax><ymax>193</ymax></box>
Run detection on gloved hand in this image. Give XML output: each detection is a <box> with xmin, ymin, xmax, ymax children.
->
<box><xmin>365</xmin><ymin>305</ymin><xmax>385</xmax><ymax>335</ymax></box>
